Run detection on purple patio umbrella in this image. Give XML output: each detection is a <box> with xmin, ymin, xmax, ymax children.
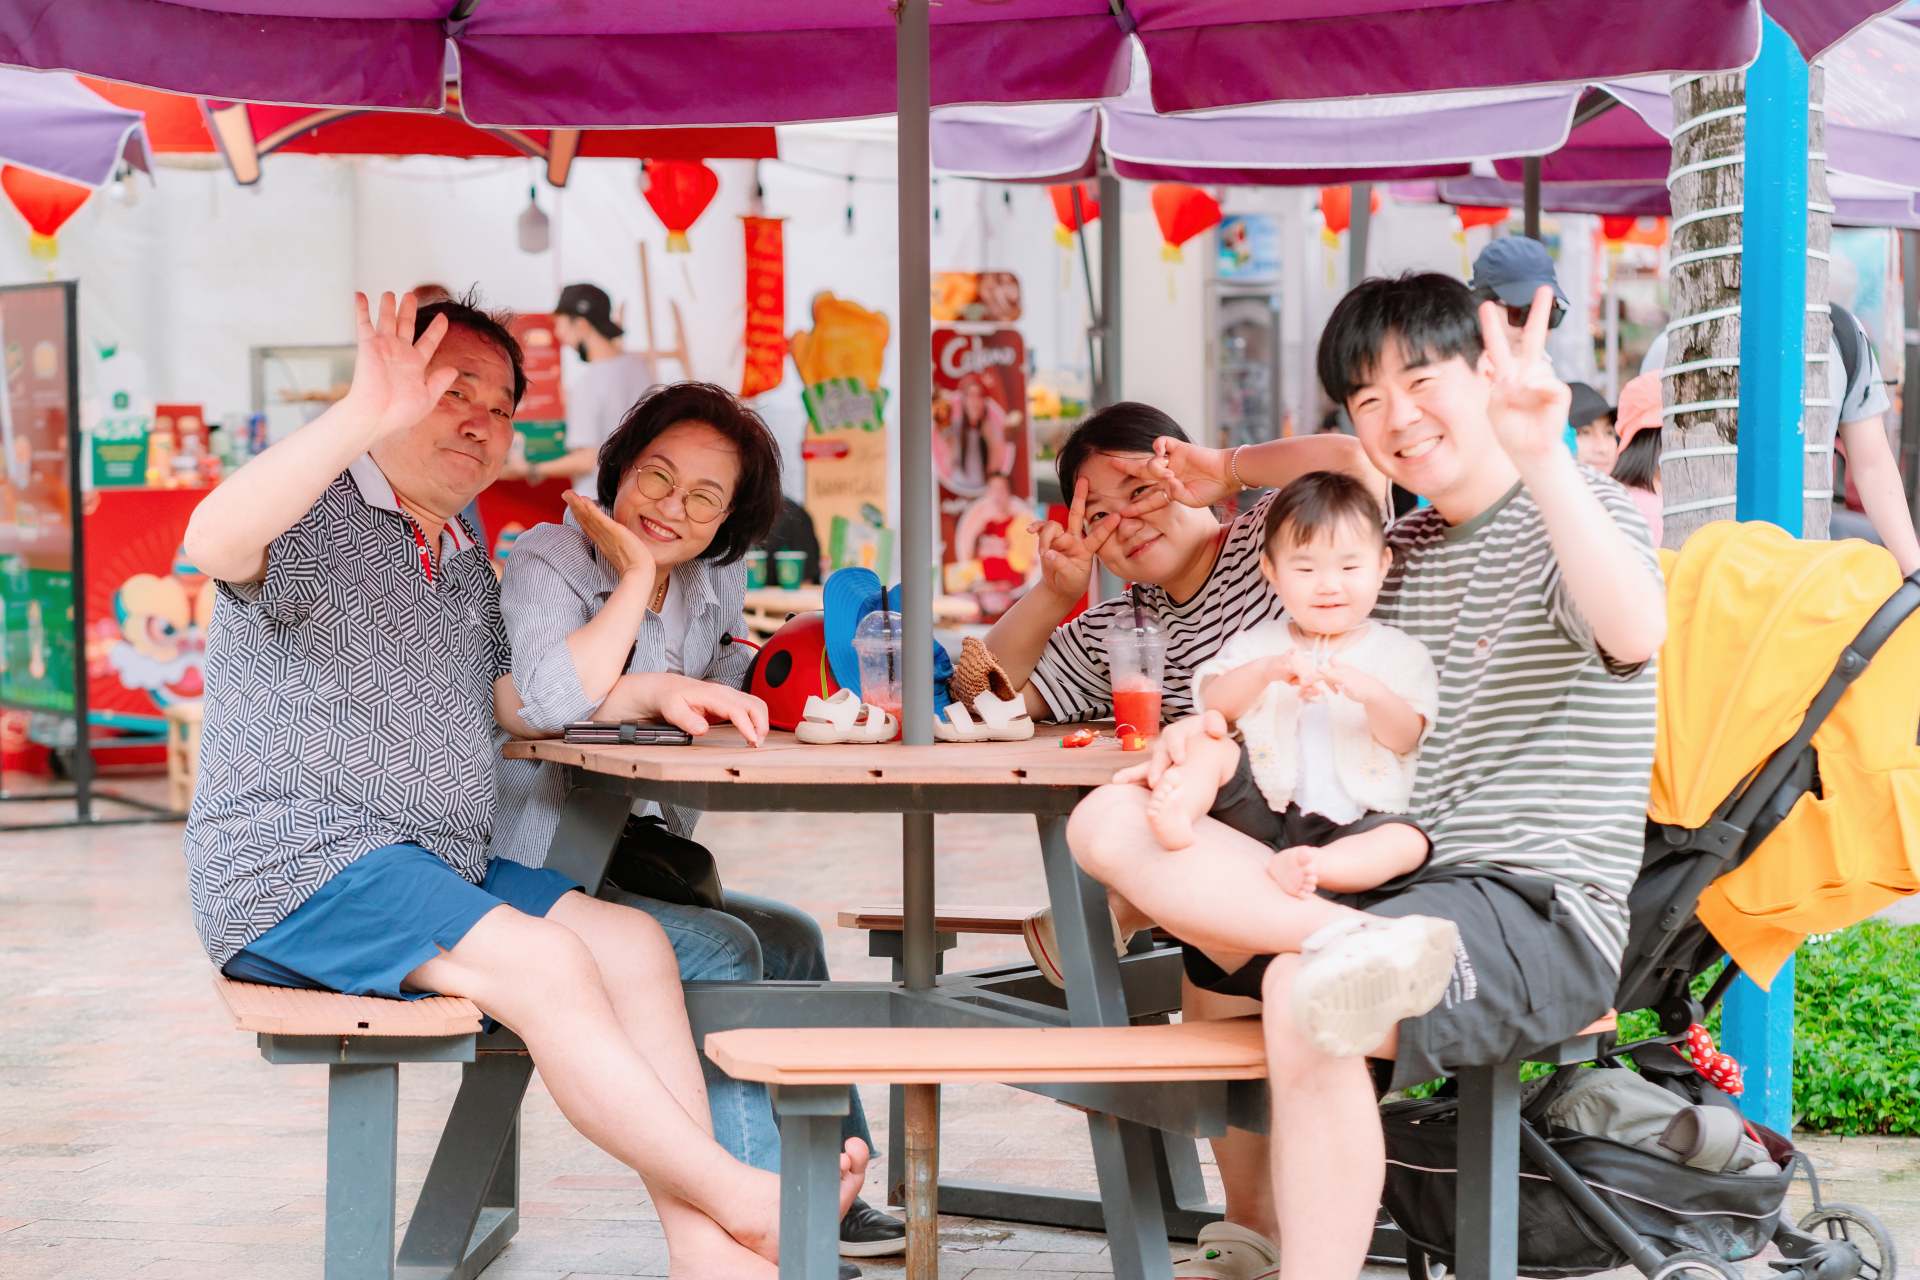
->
<box><xmin>0</xmin><ymin>0</ymin><xmax>1898</xmax><ymax>125</ymax></box>
<box><xmin>0</xmin><ymin>66</ymin><xmax>151</xmax><ymax>188</ymax></box>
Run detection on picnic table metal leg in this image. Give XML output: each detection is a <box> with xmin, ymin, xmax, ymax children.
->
<box><xmin>1036</xmin><ymin>814</ymin><xmax>1175</xmax><ymax>1280</ymax></box>
<box><xmin>1454</xmin><ymin>1060</ymin><xmax>1520</xmax><ymax>1280</ymax></box>
<box><xmin>395</xmin><ymin>1047</ymin><xmax>533</xmax><ymax>1278</ymax></box>
<box><xmin>327</xmin><ymin>1063</ymin><xmax>399</xmax><ymax>1280</ymax></box>
<box><xmin>772</xmin><ymin>1084</ymin><xmax>853</xmax><ymax>1280</ymax></box>
<box><xmin>540</xmin><ymin>785</ymin><xmax>632</xmax><ymax>897</ymax></box>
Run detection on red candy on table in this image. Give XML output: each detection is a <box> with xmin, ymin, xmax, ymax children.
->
<box><xmin>1060</xmin><ymin>728</ymin><xmax>1098</xmax><ymax>749</ymax></box>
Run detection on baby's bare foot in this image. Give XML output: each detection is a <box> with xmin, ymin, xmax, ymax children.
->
<box><xmin>1268</xmin><ymin>845</ymin><xmax>1319</xmax><ymax>898</ymax></box>
<box><xmin>1146</xmin><ymin>765</ymin><xmax>1201</xmax><ymax>850</ymax></box>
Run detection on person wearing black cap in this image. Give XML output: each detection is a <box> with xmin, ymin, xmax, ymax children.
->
<box><xmin>1565</xmin><ymin>381</ymin><xmax>1618</xmax><ymax>473</ymax></box>
<box><xmin>525</xmin><ymin>283</ymin><xmax>659</xmax><ymax>495</ymax></box>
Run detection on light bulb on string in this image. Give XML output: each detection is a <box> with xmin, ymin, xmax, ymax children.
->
<box><xmin>845</xmin><ymin>175</ymin><xmax>855</xmax><ymax>235</ymax></box>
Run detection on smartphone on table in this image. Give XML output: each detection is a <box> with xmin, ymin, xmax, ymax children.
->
<box><xmin>562</xmin><ymin>721</ymin><xmax>694</xmax><ymax>746</ymax></box>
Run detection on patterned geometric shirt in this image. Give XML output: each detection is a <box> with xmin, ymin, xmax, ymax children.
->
<box><xmin>184</xmin><ymin>455</ymin><xmax>509</xmax><ymax>966</ymax></box>
<box><xmin>1373</xmin><ymin>471</ymin><xmax>1660</xmax><ymax>969</ymax></box>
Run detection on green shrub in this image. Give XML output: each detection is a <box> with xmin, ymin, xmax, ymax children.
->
<box><xmin>1792</xmin><ymin>920</ymin><xmax>1920</xmax><ymax>1135</ymax></box>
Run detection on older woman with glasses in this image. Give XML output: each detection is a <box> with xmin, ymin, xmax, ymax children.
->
<box><xmin>492</xmin><ymin>382</ymin><xmax>903</xmax><ymax>1262</ymax></box>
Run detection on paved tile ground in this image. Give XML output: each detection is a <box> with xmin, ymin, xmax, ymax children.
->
<box><xmin>2</xmin><ymin>774</ymin><xmax>1917</xmax><ymax>1279</ymax></box>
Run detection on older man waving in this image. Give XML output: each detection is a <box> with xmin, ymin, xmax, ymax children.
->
<box><xmin>183</xmin><ymin>290</ymin><xmax>862</xmax><ymax>1277</ymax></box>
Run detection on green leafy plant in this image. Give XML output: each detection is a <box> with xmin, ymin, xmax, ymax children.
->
<box><xmin>1791</xmin><ymin>920</ymin><xmax>1920</xmax><ymax>1135</ymax></box>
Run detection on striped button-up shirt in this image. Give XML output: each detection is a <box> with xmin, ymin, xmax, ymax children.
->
<box><xmin>490</xmin><ymin>513</ymin><xmax>754</xmax><ymax>867</ymax></box>
<box><xmin>185</xmin><ymin>455</ymin><xmax>507</xmax><ymax>966</ymax></box>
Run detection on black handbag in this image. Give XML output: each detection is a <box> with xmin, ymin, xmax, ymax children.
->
<box><xmin>603</xmin><ymin>814</ymin><xmax>727</xmax><ymax>911</ymax></box>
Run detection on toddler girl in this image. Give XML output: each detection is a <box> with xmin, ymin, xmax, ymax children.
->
<box><xmin>1138</xmin><ymin>471</ymin><xmax>1438</xmax><ymax>899</ymax></box>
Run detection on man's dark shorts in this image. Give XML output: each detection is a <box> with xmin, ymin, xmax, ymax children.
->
<box><xmin>1181</xmin><ymin>866</ymin><xmax>1618</xmax><ymax>1091</ymax></box>
<box><xmin>222</xmin><ymin>843</ymin><xmax>580</xmax><ymax>1001</ymax></box>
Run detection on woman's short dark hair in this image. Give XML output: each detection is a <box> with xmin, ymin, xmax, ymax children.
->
<box><xmin>412</xmin><ymin>287</ymin><xmax>527</xmax><ymax>407</ymax></box>
<box><xmin>1262</xmin><ymin>470</ymin><xmax>1387</xmax><ymax>554</ymax></box>
<box><xmin>1317</xmin><ymin>272</ymin><xmax>1485</xmax><ymax>406</ymax></box>
<box><xmin>1612</xmin><ymin>427</ymin><xmax>1662</xmax><ymax>494</ymax></box>
<box><xmin>1055</xmin><ymin>401</ymin><xmax>1188</xmax><ymax>495</ymax></box>
<box><xmin>595</xmin><ymin>382</ymin><xmax>785</xmax><ymax>565</ymax></box>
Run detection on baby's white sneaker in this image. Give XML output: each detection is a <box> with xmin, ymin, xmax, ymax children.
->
<box><xmin>1289</xmin><ymin>914</ymin><xmax>1459</xmax><ymax>1058</ymax></box>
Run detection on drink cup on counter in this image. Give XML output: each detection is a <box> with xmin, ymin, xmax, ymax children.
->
<box><xmin>1106</xmin><ymin>609</ymin><xmax>1167</xmax><ymax>749</ymax></box>
<box><xmin>745</xmin><ymin>549</ymin><xmax>769</xmax><ymax>590</ymax></box>
<box><xmin>853</xmin><ymin>610</ymin><xmax>905</xmax><ymax>737</ymax></box>
<box><xmin>774</xmin><ymin>549</ymin><xmax>808</xmax><ymax>589</ymax></box>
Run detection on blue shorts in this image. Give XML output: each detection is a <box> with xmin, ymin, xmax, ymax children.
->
<box><xmin>222</xmin><ymin>844</ymin><xmax>579</xmax><ymax>1000</ymax></box>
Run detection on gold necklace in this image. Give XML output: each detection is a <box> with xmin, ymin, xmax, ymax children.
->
<box><xmin>651</xmin><ymin>575</ymin><xmax>670</xmax><ymax>613</ymax></box>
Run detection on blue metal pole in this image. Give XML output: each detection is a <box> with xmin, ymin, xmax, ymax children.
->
<box><xmin>1724</xmin><ymin>15</ymin><xmax>1805</xmax><ymax>1136</ymax></box>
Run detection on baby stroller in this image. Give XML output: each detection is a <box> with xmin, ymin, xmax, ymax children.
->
<box><xmin>1382</xmin><ymin>524</ymin><xmax>1920</xmax><ymax>1280</ymax></box>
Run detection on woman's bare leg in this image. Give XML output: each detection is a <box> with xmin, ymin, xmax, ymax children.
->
<box><xmin>408</xmin><ymin>901</ymin><xmax>865</xmax><ymax>1276</ymax></box>
<box><xmin>1183</xmin><ymin>979</ymin><xmax>1277</xmax><ymax>1243</ymax></box>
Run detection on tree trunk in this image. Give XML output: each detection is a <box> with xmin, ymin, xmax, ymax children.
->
<box><xmin>1662</xmin><ymin>73</ymin><xmax>1745</xmax><ymax>547</ymax></box>
<box><xmin>1803</xmin><ymin>63</ymin><xmax>1832</xmax><ymax>541</ymax></box>
<box><xmin>1663</xmin><ymin>66</ymin><xmax>1831</xmax><ymax>547</ymax></box>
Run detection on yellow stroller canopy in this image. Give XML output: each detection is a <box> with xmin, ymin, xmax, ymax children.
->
<box><xmin>1653</xmin><ymin>522</ymin><xmax>1920</xmax><ymax>986</ymax></box>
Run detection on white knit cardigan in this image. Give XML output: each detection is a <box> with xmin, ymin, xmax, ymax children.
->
<box><xmin>1192</xmin><ymin>615</ymin><xmax>1439</xmax><ymax>816</ymax></box>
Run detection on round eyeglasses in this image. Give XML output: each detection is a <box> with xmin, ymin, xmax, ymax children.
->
<box><xmin>631</xmin><ymin>465</ymin><xmax>729</xmax><ymax>523</ymax></box>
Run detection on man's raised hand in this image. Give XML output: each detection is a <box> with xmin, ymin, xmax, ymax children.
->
<box><xmin>1479</xmin><ymin>285</ymin><xmax>1573</xmax><ymax>467</ymax></box>
<box><xmin>342</xmin><ymin>291</ymin><xmax>458</xmax><ymax>440</ymax></box>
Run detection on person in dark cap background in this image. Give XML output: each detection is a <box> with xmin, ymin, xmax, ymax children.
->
<box><xmin>517</xmin><ymin>283</ymin><xmax>659</xmax><ymax>495</ymax></box>
<box><xmin>1566</xmin><ymin>381</ymin><xmax>1618</xmax><ymax>474</ymax></box>
<box><xmin>1471</xmin><ymin>237</ymin><xmax>1580</xmax><ymax>459</ymax></box>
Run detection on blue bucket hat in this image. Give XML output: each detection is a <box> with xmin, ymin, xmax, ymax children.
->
<box><xmin>823</xmin><ymin>567</ymin><xmax>954</xmax><ymax>712</ymax></box>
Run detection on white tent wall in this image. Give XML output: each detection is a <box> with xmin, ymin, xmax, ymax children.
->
<box><xmin>0</xmin><ymin>159</ymin><xmax>359</xmax><ymax>416</ymax></box>
<box><xmin>1118</xmin><ymin>180</ymin><xmax>1208</xmax><ymax>432</ymax></box>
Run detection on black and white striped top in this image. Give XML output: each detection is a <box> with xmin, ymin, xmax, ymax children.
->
<box><xmin>1375</xmin><ymin>472</ymin><xmax>1660</xmax><ymax>968</ymax></box>
<box><xmin>1028</xmin><ymin>491</ymin><xmax>1283</xmax><ymax>724</ymax></box>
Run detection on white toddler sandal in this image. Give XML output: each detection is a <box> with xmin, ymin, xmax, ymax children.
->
<box><xmin>933</xmin><ymin>689</ymin><xmax>1035</xmax><ymax>742</ymax></box>
<box><xmin>795</xmin><ymin>689</ymin><xmax>898</xmax><ymax>744</ymax></box>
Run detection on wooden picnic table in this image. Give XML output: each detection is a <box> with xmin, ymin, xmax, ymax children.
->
<box><xmin>739</xmin><ymin>586</ymin><xmax>982</xmax><ymax>639</ymax></box>
<box><xmin>503</xmin><ymin>725</ymin><xmax>1240</xmax><ymax>1280</ymax></box>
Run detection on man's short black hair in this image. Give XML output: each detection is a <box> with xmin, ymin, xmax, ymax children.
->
<box><xmin>1262</xmin><ymin>470</ymin><xmax>1387</xmax><ymax>555</ymax></box>
<box><xmin>1316</xmin><ymin>273</ymin><xmax>1485</xmax><ymax>407</ymax></box>
<box><xmin>1055</xmin><ymin>401</ymin><xmax>1188</xmax><ymax>496</ymax></box>
<box><xmin>412</xmin><ymin>288</ymin><xmax>527</xmax><ymax>407</ymax></box>
<box><xmin>596</xmin><ymin>381</ymin><xmax>785</xmax><ymax>566</ymax></box>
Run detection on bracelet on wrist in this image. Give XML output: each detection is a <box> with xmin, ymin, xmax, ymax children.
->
<box><xmin>1228</xmin><ymin>446</ymin><xmax>1246</xmax><ymax>492</ymax></box>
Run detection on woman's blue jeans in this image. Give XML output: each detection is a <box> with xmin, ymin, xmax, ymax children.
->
<box><xmin>600</xmin><ymin>885</ymin><xmax>873</xmax><ymax>1174</ymax></box>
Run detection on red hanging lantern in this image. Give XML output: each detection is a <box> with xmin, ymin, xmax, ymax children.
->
<box><xmin>1150</xmin><ymin>184</ymin><xmax>1221</xmax><ymax>262</ymax></box>
<box><xmin>642</xmin><ymin>159</ymin><xmax>719</xmax><ymax>253</ymax></box>
<box><xmin>1601</xmin><ymin>215</ymin><xmax>1637</xmax><ymax>243</ymax></box>
<box><xmin>1457</xmin><ymin>205</ymin><xmax>1511</xmax><ymax>232</ymax></box>
<box><xmin>1047</xmin><ymin>182</ymin><xmax>1099</xmax><ymax>247</ymax></box>
<box><xmin>1318</xmin><ymin>185</ymin><xmax>1381</xmax><ymax>236</ymax></box>
<box><xmin>2</xmin><ymin>166</ymin><xmax>93</xmax><ymax>260</ymax></box>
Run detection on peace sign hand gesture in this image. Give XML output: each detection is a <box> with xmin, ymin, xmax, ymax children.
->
<box><xmin>1479</xmin><ymin>286</ymin><xmax>1573</xmax><ymax>468</ymax></box>
<box><xmin>341</xmin><ymin>291</ymin><xmax>459</xmax><ymax>441</ymax></box>
<box><xmin>1029</xmin><ymin>477</ymin><xmax>1118</xmax><ymax>603</ymax></box>
<box><xmin>1109</xmin><ymin>436</ymin><xmax>1236</xmax><ymax>509</ymax></box>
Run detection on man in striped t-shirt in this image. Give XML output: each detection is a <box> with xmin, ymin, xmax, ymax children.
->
<box><xmin>1068</xmin><ymin>274</ymin><xmax>1665</xmax><ymax>1280</ymax></box>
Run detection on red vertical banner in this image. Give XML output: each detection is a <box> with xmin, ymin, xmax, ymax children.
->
<box><xmin>741</xmin><ymin>216</ymin><xmax>786</xmax><ymax>399</ymax></box>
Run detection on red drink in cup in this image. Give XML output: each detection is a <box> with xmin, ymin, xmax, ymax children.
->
<box><xmin>1106</xmin><ymin>608</ymin><xmax>1167</xmax><ymax>749</ymax></box>
<box><xmin>1111</xmin><ymin>680</ymin><xmax>1163</xmax><ymax>742</ymax></box>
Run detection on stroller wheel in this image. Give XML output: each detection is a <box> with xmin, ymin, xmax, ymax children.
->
<box><xmin>1404</xmin><ymin>1244</ymin><xmax>1446</xmax><ymax>1280</ymax></box>
<box><xmin>1798</xmin><ymin>1202</ymin><xmax>1898</xmax><ymax>1280</ymax></box>
<box><xmin>1647</xmin><ymin>1250</ymin><xmax>1739</xmax><ymax>1280</ymax></box>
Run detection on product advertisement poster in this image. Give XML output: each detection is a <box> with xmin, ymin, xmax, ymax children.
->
<box><xmin>790</xmin><ymin>292</ymin><xmax>891</xmax><ymax>562</ymax></box>
<box><xmin>0</xmin><ymin>282</ymin><xmax>78</xmax><ymax>715</ymax></box>
<box><xmin>932</xmin><ymin>327</ymin><xmax>1030</xmax><ymax>609</ymax></box>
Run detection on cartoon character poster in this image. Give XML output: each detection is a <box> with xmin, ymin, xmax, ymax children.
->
<box><xmin>932</xmin><ymin>328</ymin><xmax>1027</xmax><ymax>582</ymax></box>
<box><xmin>83</xmin><ymin>489</ymin><xmax>217</xmax><ymax>724</ymax></box>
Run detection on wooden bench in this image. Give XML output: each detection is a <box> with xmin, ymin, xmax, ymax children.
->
<box><xmin>837</xmin><ymin>903</ymin><xmax>1172</xmax><ymax>979</ymax></box>
<box><xmin>706</xmin><ymin>1019</ymin><xmax>1269</xmax><ymax>1280</ymax></box>
<box><xmin>212</xmin><ymin>974</ymin><xmax>532</xmax><ymax>1280</ymax></box>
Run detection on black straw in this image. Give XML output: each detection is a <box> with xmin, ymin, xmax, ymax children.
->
<box><xmin>1130</xmin><ymin>584</ymin><xmax>1145</xmax><ymax>635</ymax></box>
